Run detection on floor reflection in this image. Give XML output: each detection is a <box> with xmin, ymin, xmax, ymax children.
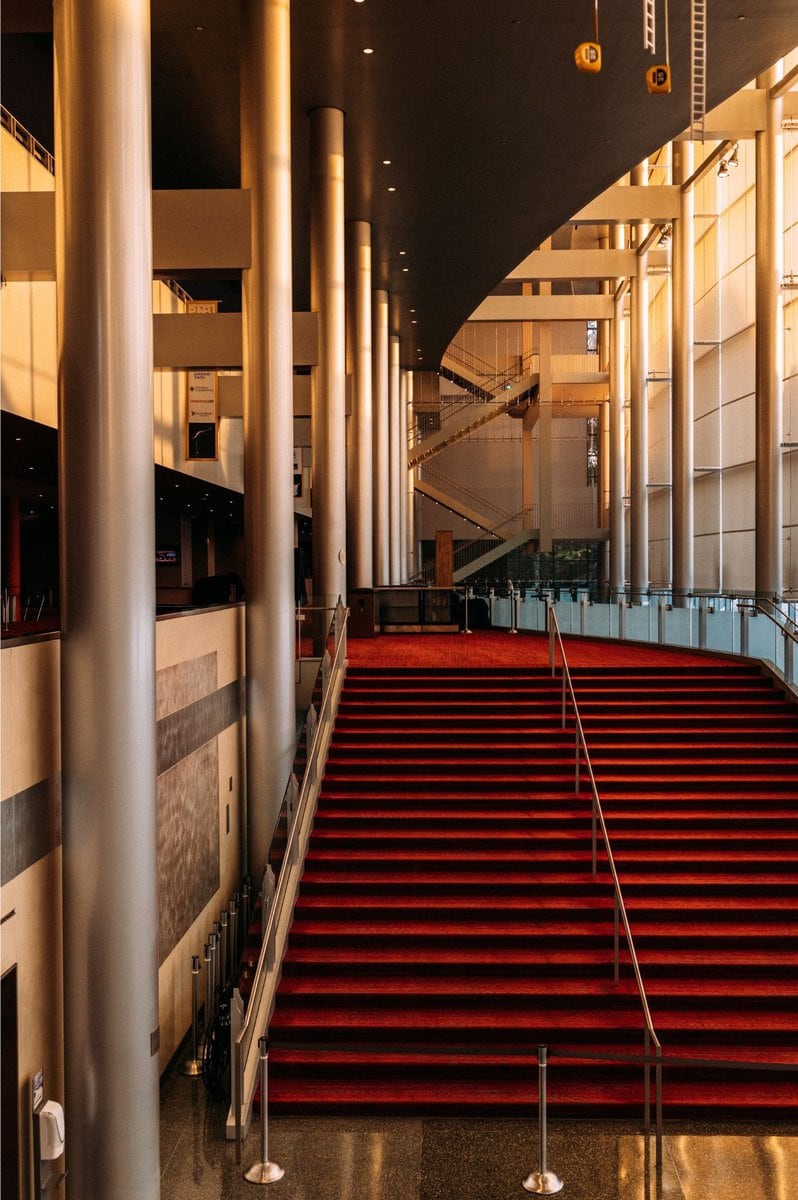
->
<box><xmin>158</xmin><ymin>1075</ymin><xmax>797</xmax><ymax>1200</ymax></box>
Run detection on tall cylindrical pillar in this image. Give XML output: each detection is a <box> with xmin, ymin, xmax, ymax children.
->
<box><xmin>672</xmin><ymin>141</ymin><xmax>695</xmax><ymax>604</ymax></box>
<box><xmin>373</xmin><ymin>289</ymin><xmax>391</xmax><ymax>585</ymax></box>
<box><xmin>389</xmin><ymin>335</ymin><xmax>402</xmax><ymax>583</ymax></box>
<box><xmin>2</xmin><ymin>494</ymin><xmax>21</xmax><ymax>620</ymax></box>
<box><xmin>346</xmin><ymin>220</ymin><xmax>374</xmax><ymax>591</ymax></box>
<box><xmin>755</xmin><ymin>64</ymin><xmax>785</xmax><ymax>598</ymax></box>
<box><xmin>54</xmin><ymin>0</ymin><xmax>160</xmax><ymax>1195</ymax></box>
<box><xmin>610</xmin><ymin>226</ymin><xmax>627</xmax><ymax>599</ymax></box>
<box><xmin>240</xmin><ymin>0</ymin><xmax>297</xmax><ymax>877</ymax></box>
<box><xmin>405</xmin><ymin>370</ymin><xmax>416</xmax><ymax>579</ymax></box>
<box><xmin>310</xmin><ymin>106</ymin><xmax>347</xmax><ymax>606</ymax></box>
<box><xmin>400</xmin><ymin>368</ymin><xmax>409</xmax><ymax>582</ymax></box>
<box><xmin>629</xmin><ymin>166</ymin><xmax>650</xmax><ymax>602</ymax></box>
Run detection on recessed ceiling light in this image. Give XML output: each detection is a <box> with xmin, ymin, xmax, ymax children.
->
<box><xmin>410</xmin><ymin>308</ymin><xmax>416</xmax><ymax>313</ymax></box>
<box><xmin>402</xmin><ymin>267</ymin><xmax>409</xmax><ymax>272</ymax></box>
<box><xmin>382</xmin><ymin>159</ymin><xmax>392</xmax><ymax>165</ymax></box>
<box><xmin>388</xmin><ymin>186</ymin><xmax>396</xmax><ymax>192</ymax></box>
<box><xmin>399</xmin><ymin>250</ymin><xmax>407</xmax><ymax>256</ymax></box>
<box><xmin>412</xmin><ymin>319</ymin><xmax>418</xmax><ymax>324</ymax></box>
<box><xmin>362</xmin><ymin>47</ymin><xmax>374</xmax><ymax>54</ymax></box>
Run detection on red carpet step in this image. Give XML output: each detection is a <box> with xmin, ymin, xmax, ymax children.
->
<box><xmin>266</xmin><ymin>651</ymin><xmax>798</xmax><ymax>1117</ymax></box>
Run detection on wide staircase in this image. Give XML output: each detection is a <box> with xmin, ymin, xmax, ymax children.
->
<box><xmin>266</xmin><ymin>659</ymin><xmax>798</xmax><ymax>1116</ymax></box>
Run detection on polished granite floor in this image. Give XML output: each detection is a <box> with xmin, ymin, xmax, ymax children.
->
<box><xmin>160</xmin><ymin>1071</ymin><xmax>797</xmax><ymax>1200</ymax></box>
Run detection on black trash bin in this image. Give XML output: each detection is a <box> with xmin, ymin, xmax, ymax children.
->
<box><xmin>348</xmin><ymin>589</ymin><xmax>376</xmax><ymax>637</ymax></box>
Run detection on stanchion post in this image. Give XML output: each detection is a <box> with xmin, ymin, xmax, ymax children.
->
<box><xmin>208</xmin><ymin>932</ymin><xmax>219</xmax><ymax>1019</ymax></box>
<box><xmin>243</xmin><ymin>1037</ymin><xmax>284</xmax><ymax>1184</ymax></box>
<box><xmin>203</xmin><ymin>943</ymin><xmax>212</xmax><ymax>1033</ymax></box>
<box><xmin>522</xmin><ymin>1045</ymin><xmax>563</xmax><ymax>1195</ymax></box>
<box><xmin>180</xmin><ymin>954</ymin><xmax>203</xmax><ymax>1076</ymax></box>
<box><xmin>230</xmin><ymin>896</ymin><xmax>239</xmax><ymax>969</ymax></box>
<box><xmin>220</xmin><ymin>910</ymin><xmax>230</xmax><ymax>989</ymax></box>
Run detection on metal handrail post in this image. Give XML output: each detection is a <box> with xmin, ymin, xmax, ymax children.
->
<box><xmin>203</xmin><ymin>943</ymin><xmax>212</xmax><ymax>1031</ymax></box>
<box><xmin>243</xmin><ymin>1039</ymin><xmax>285</xmax><ymax>1184</ymax></box>
<box><xmin>573</xmin><ymin>725</ymin><xmax>579</xmax><ymax>793</ymax></box>
<box><xmin>549</xmin><ymin>607</ymin><xmax>555</xmax><ymax>674</ymax></box>
<box><xmin>522</xmin><ymin>1046</ymin><xmax>563</xmax><ymax>1195</ymax></box>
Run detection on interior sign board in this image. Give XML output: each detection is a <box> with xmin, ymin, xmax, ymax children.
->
<box><xmin>185</xmin><ymin>299</ymin><xmax>219</xmax><ymax>461</ymax></box>
<box><xmin>186</xmin><ymin>369</ymin><xmax>218</xmax><ymax>460</ymax></box>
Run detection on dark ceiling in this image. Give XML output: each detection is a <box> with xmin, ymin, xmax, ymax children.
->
<box><xmin>2</xmin><ymin>1</ymin><xmax>797</xmax><ymax>368</ymax></box>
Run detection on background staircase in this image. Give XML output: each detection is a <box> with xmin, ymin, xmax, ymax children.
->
<box><xmin>264</xmin><ymin>660</ymin><xmax>798</xmax><ymax>1115</ymax></box>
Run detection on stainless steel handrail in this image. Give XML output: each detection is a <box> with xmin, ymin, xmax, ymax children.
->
<box><xmin>547</xmin><ymin>605</ymin><xmax>663</xmax><ymax>1137</ymax></box>
<box><xmin>231</xmin><ymin>601</ymin><xmax>348</xmax><ymax>1158</ymax></box>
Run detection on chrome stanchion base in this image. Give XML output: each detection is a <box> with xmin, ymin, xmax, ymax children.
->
<box><xmin>244</xmin><ymin>1161</ymin><xmax>285</xmax><ymax>1185</ymax></box>
<box><xmin>180</xmin><ymin>1058</ymin><xmax>203</xmax><ymax>1077</ymax></box>
<box><xmin>522</xmin><ymin>1169</ymin><xmax>564</xmax><ymax>1195</ymax></box>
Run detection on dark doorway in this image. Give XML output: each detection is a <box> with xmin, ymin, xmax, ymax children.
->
<box><xmin>1</xmin><ymin>966</ymin><xmax>20</xmax><ymax>1200</ymax></box>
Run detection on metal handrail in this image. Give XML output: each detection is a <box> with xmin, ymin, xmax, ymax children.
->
<box><xmin>231</xmin><ymin>601</ymin><xmax>348</xmax><ymax>1158</ymax></box>
<box><xmin>547</xmin><ymin>605</ymin><xmax>663</xmax><ymax>1136</ymax></box>
<box><xmin>417</xmin><ymin>464</ymin><xmax>512</xmax><ymax>527</ymax></box>
<box><xmin>1</xmin><ymin>104</ymin><xmax>54</xmax><ymax>173</ymax></box>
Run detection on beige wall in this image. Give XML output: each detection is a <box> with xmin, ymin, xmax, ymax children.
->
<box><xmin>1</xmin><ymin>128</ymin><xmax>244</xmax><ymax>493</ymax></box>
<box><xmin>1</xmin><ymin>605</ymin><xmax>246</xmax><ymax>1193</ymax></box>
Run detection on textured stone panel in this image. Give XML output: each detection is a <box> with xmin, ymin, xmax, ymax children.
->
<box><xmin>0</xmin><ymin>775</ymin><xmax>61</xmax><ymax>886</ymax></box>
<box><xmin>157</xmin><ymin>679</ymin><xmax>244</xmax><ymax>776</ymax></box>
<box><xmin>157</xmin><ymin>740</ymin><xmax>219</xmax><ymax>964</ymax></box>
<box><xmin>156</xmin><ymin>652</ymin><xmax>218</xmax><ymax>721</ymax></box>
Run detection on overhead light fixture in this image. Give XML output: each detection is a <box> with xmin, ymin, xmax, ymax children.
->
<box><xmin>382</xmin><ymin>158</ymin><xmax>392</xmax><ymax>165</ymax></box>
<box><xmin>362</xmin><ymin>47</ymin><xmax>374</xmax><ymax>54</ymax></box>
<box><xmin>402</xmin><ymin>267</ymin><xmax>409</xmax><ymax>272</ymax></box>
<box><xmin>659</xmin><ymin>224</ymin><xmax>672</xmax><ymax>245</ymax></box>
<box><xmin>727</xmin><ymin>142</ymin><xmax>739</xmax><ymax>169</ymax></box>
<box><xmin>388</xmin><ymin>186</ymin><xmax>396</xmax><ymax>192</ymax></box>
<box><xmin>717</xmin><ymin>158</ymin><xmax>729</xmax><ymax>178</ymax></box>
<box><xmin>399</xmin><ymin>250</ymin><xmax>407</xmax><ymax>256</ymax></box>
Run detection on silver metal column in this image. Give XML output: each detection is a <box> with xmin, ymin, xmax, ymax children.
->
<box><xmin>240</xmin><ymin>0</ymin><xmax>297</xmax><ymax>877</ymax></box>
<box><xmin>400</xmin><ymin>368</ymin><xmax>410</xmax><ymax>582</ymax></box>
<box><xmin>346</xmin><ymin>220</ymin><xmax>374</xmax><ymax>590</ymax></box>
<box><xmin>755</xmin><ymin>64</ymin><xmax>785</xmax><ymax>597</ymax></box>
<box><xmin>629</xmin><ymin>170</ymin><xmax>649</xmax><ymax>601</ymax></box>
<box><xmin>54</xmin><ymin>1</ymin><xmax>160</xmax><ymax>1195</ymax></box>
<box><xmin>310</xmin><ymin>106</ymin><xmax>347</xmax><ymax>606</ymax></box>
<box><xmin>405</xmin><ymin>370</ymin><xmax>416</xmax><ymax>579</ymax></box>
<box><xmin>373</xmin><ymin>289</ymin><xmax>391</xmax><ymax>585</ymax></box>
<box><xmin>389</xmin><ymin>335</ymin><xmax>402</xmax><ymax>583</ymax></box>
<box><xmin>610</xmin><ymin>225</ymin><xmax>628</xmax><ymax>599</ymax></box>
<box><xmin>672</xmin><ymin>141</ymin><xmax>695</xmax><ymax>604</ymax></box>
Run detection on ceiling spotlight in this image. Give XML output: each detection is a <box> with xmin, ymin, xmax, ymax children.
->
<box><xmin>382</xmin><ymin>159</ymin><xmax>392</xmax><ymax>165</ymax></box>
<box><xmin>659</xmin><ymin>223</ymin><xmax>672</xmax><ymax>245</ymax></box>
<box><xmin>362</xmin><ymin>47</ymin><xmax>374</xmax><ymax>54</ymax></box>
<box><xmin>402</xmin><ymin>267</ymin><xmax>409</xmax><ymax>272</ymax></box>
<box><xmin>717</xmin><ymin>158</ymin><xmax>730</xmax><ymax>178</ymax></box>
<box><xmin>727</xmin><ymin>142</ymin><xmax>739</xmax><ymax>169</ymax></box>
<box><xmin>388</xmin><ymin>186</ymin><xmax>396</xmax><ymax>192</ymax></box>
<box><xmin>399</xmin><ymin>250</ymin><xmax>407</xmax><ymax>256</ymax></box>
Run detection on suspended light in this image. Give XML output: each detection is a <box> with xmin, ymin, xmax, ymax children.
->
<box><xmin>727</xmin><ymin>142</ymin><xmax>739</xmax><ymax>169</ymax></box>
<box><xmin>717</xmin><ymin>159</ymin><xmax>730</xmax><ymax>178</ymax></box>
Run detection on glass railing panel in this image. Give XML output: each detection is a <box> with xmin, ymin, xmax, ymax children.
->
<box><xmin>747</xmin><ymin>614</ymin><xmax>782</xmax><ymax>672</ymax></box>
<box><xmin>623</xmin><ymin>605</ymin><xmax>654</xmax><ymax>643</ymax></box>
<box><xmin>661</xmin><ymin>605</ymin><xmax>694</xmax><ymax>648</ymax></box>
<box><xmin>703</xmin><ymin>608</ymin><xmax>736</xmax><ymax>654</ymax></box>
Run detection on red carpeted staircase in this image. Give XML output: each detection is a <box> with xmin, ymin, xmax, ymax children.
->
<box><xmin>266</xmin><ymin>658</ymin><xmax>798</xmax><ymax>1116</ymax></box>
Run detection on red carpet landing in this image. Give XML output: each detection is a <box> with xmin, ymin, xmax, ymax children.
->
<box><xmin>261</xmin><ymin>631</ymin><xmax>798</xmax><ymax>1117</ymax></box>
<box><xmin>345</xmin><ymin>629</ymin><xmax>738</xmax><ymax>669</ymax></box>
